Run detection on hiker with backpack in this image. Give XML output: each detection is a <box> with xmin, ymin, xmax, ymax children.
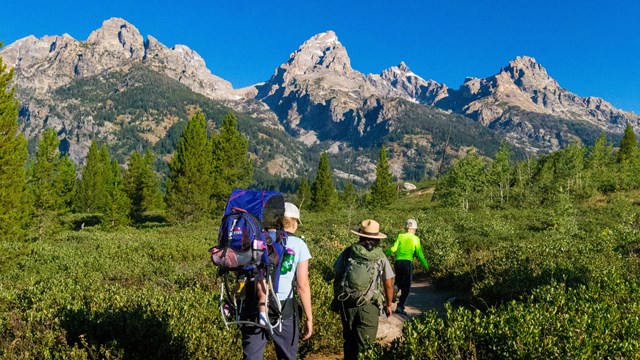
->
<box><xmin>241</xmin><ymin>202</ymin><xmax>313</xmax><ymax>360</ymax></box>
<box><xmin>332</xmin><ymin>219</ymin><xmax>395</xmax><ymax>360</ymax></box>
<box><xmin>386</xmin><ymin>218</ymin><xmax>429</xmax><ymax>316</ymax></box>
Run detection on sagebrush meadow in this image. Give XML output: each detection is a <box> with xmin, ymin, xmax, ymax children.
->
<box><xmin>2</xmin><ymin>37</ymin><xmax>640</xmax><ymax>359</ymax></box>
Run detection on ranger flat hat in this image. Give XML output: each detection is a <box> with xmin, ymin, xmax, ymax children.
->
<box><xmin>350</xmin><ymin>219</ymin><xmax>387</xmax><ymax>239</ymax></box>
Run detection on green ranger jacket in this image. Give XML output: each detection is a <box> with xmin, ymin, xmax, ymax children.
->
<box><xmin>386</xmin><ymin>232</ymin><xmax>429</xmax><ymax>270</ymax></box>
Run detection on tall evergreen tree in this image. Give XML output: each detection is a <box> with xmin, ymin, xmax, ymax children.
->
<box><xmin>369</xmin><ymin>145</ymin><xmax>396</xmax><ymax>208</ymax></box>
<box><xmin>102</xmin><ymin>159</ymin><xmax>131</xmax><ymax>229</ymax></box>
<box><xmin>166</xmin><ymin>111</ymin><xmax>214</xmax><ymax>223</ymax></box>
<box><xmin>28</xmin><ymin>129</ymin><xmax>66</xmax><ymax>238</ymax></box>
<box><xmin>211</xmin><ymin>112</ymin><xmax>253</xmax><ymax>208</ymax></box>
<box><xmin>617</xmin><ymin>124</ymin><xmax>638</xmax><ymax>163</ymax></box>
<box><xmin>311</xmin><ymin>153</ymin><xmax>336</xmax><ymax>211</ymax></box>
<box><xmin>57</xmin><ymin>154</ymin><xmax>77</xmax><ymax>212</ymax></box>
<box><xmin>0</xmin><ymin>45</ymin><xmax>29</xmax><ymax>241</ymax></box>
<box><xmin>124</xmin><ymin>150</ymin><xmax>164</xmax><ymax>222</ymax></box>
<box><xmin>76</xmin><ymin>141</ymin><xmax>111</xmax><ymax>213</ymax></box>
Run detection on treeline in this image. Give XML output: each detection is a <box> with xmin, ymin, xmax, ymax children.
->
<box><xmin>435</xmin><ymin>126</ymin><xmax>640</xmax><ymax>210</ymax></box>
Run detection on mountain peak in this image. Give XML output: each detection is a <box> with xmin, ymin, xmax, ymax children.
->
<box><xmin>398</xmin><ymin>61</ymin><xmax>410</xmax><ymax>73</ymax></box>
<box><xmin>283</xmin><ymin>30</ymin><xmax>353</xmax><ymax>75</ymax></box>
<box><xmin>307</xmin><ymin>30</ymin><xmax>339</xmax><ymax>46</ymax></box>
<box><xmin>502</xmin><ymin>55</ymin><xmax>551</xmax><ymax>82</ymax></box>
<box><xmin>86</xmin><ymin>17</ymin><xmax>145</xmax><ymax>60</ymax></box>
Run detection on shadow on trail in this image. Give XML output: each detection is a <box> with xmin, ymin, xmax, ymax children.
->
<box><xmin>60</xmin><ymin>306</ymin><xmax>188</xmax><ymax>359</ymax></box>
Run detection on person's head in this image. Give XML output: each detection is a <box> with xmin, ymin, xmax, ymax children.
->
<box><xmin>405</xmin><ymin>218</ymin><xmax>418</xmax><ymax>234</ymax></box>
<box><xmin>351</xmin><ymin>219</ymin><xmax>387</xmax><ymax>251</ymax></box>
<box><xmin>283</xmin><ymin>202</ymin><xmax>301</xmax><ymax>233</ymax></box>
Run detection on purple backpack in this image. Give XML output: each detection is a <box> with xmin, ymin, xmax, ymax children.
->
<box><xmin>210</xmin><ymin>189</ymin><xmax>286</xmax><ymax>277</ymax></box>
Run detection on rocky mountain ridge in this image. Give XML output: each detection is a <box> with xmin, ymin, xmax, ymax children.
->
<box><xmin>1</xmin><ymin>18</ymin><xmax>638</xmax><ymax>181</ymax></box>
<box><xmin>3</xmin><ymin>18</ymin><xmax>236</xmax><ymax>100</ymax></box>
<box><xmin>252</xmin><ymin>31</ymin><xmax>638</xmax><ymax>153</ymax></box>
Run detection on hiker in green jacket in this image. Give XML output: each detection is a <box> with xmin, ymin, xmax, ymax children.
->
<box><xmin>386</xmin><ymin>218</ymin><xmax>429</xmax><ymax>315</ymax></box>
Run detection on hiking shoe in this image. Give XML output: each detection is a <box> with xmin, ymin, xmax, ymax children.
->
<box><xmin>395</xmin><ymin>308</ymin><xmax>408</xmax><ymax>316</ymax></box>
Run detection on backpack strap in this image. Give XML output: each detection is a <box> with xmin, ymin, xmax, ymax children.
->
<box><xmin>274</xmin><ymin>231</ymin><xmax>299</xmax><ymax>320</ymax></box>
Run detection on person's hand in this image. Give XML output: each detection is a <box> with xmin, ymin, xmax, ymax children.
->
<box><xmin>385</xmin><ymin>305</ymin><xmax>392</xmax><ymax>318</ymax></box>
<box><xmin>302</xmin><ymin>319</ymin><xmax>313</xmax><ymax>340</ymax></box>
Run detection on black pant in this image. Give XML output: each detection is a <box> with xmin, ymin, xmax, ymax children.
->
<box><xmin>394</xmin><ymin>260</ymin><xmax>413</xmax><ymax>310</ymax></box>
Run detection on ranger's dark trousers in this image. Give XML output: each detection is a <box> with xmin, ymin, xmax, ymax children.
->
<box><xmin>394</xmin><ymin>260</ymin><xmax>413</xmax><ymax>310</ymax></box>
<box><xmin>340</xmin><ymin>301</ymin><xmax>379</xmax><ymax>360</ymax></box>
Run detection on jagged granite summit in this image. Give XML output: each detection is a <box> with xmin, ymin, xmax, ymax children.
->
<box><xmin>0</xmin><ymin>18</ymin><xmax>248</xmax><ymax>164</ymax></box>
<box><xmin>1</xmin><ymin>19</ymin><xmax>639</xmax><ymax>180</ymax></box>
<box><xmin>440</xmin><ymin>56</ymin><xmax>637</xmax><ymax>129</ymax></box>
<box><xmin>2</xmin><ymin>18</ymin><xmax>235</xmax><ymax>99</ymax></box>
<box><xmin>253</xmin><ymin>34</ymin><xmax>639</xmax><ymax>153</ymax></box>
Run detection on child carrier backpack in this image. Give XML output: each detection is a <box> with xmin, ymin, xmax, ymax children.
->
<box><xmin>209</xmin><ymin>189</ymin><xmax>289</xmax><ymax>333</ymax></box>
<box><xmin>334</xmin><ymin>244</ymin><xmax>385</xmax><ymax>307</ymax></box>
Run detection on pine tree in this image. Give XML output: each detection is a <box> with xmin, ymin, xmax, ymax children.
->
<box><xmin>124</xmin><ymin>149</ymin><xmax>164</xmax><ymax>222</ymax></box>
<box><xmin>211</xmin><ymin>113</ymin><xmax>253</xmax><ymax>209</ymax></box>
<box><xmin>0</xmin><ymin>45</ymin><xmax>29</xmax><ymax>241</ymax></box>
<box><xmin>57</xmin><ymin>154</ymin><xmax>77</xmax><ymax>212</ymax></box>
<box><xmin>102</xmin><ymin>159</ymin><xmax>131</xmax><ymax>229</ymax></box>
<box><xmin>311</xmin><ymin>153</ymin><xmax>336</xmax><ymax>211</ymax></box>
<box><xmin>297</xmin><ymin>179</ymin><xmax>312</xmax><ymax>210</ymax></box>
<box><xmin>28</xmin><ymin>129</ymin><xmax>65</xmax><ymax>238</ymax></box>
<box><xmin>76</xmin><ymin>141</ymin><xmax>111</xmax><ymax>213</ymax></box>
<box><xmin>617</xmin><ymin>124</ymin><xmax>638</xmax><ymax>163</ymax></box>
<box><xmin>369</xmin><ymin>145</ymin><xmax>396</xmax><ymax>208</ymax></box>
<box><xmin>166</xmin><ymin>111</ymin><xmax>214</xmax><ymax>223</ymax></box>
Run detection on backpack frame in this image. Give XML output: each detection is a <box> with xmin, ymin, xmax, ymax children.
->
<box><xmin>210</xmin><ymin>189</ymin><xmax>291</xmax><ymax>334</ymax></box>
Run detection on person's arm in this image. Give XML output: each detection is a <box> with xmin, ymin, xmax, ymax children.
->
<box><xmin>381</xmin><ymin>257</ymin><xmax>395</xmax><ymax>317</ymax></box>
<box><xmin>414</xmin><ymin>237</ymin><xmax>429</xmax><ymax>271</ymax></box>
<box><xmin>296</xmin><ymin>260</ymin><xmax>313</xmax><ymax>340</ymax></box>
<box><xmin>385</xmin><ymin>236</ymin><xmax>400</xmax><ymax>257</ymax></box>
<box><xmin>383</xmin><ymin>278</ymin><xmax>394</xmax><ymax>317</ymax></box>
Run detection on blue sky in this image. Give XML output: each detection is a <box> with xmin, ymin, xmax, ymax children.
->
<box><xmin>2</xmin><ymin>0</ymin><xmax>639</xmax><ymax>113</ymax></box>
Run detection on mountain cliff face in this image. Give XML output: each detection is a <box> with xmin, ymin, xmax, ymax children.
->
<box><xmin>254</xmin><ymin>35</ymin><xmax>638</xmax><ymax>154</ymax></box>
<box><xmin>2</xmin><ymin>19</ymin><xmax>638</xmax><ymax>182</ymax></box>
<box><xmin>3</xmin><ymin>18</ymin><xmax>235</xmax><ymax>99</ymax></box>
<box><xmin>0</xmin><ymin>18</ymin><xmax>269</xmax><ymax>166</ymax></box>
<box><xmin>440</xmin><ymin>56</ymin><xmax>637</xmax><ymax>128</ymax></box>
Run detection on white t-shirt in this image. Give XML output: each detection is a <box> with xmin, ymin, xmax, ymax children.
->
<box><xmin>277</xmin><ymin>234</ymin><xmax>311</xmax><ymax>300</ymax></box>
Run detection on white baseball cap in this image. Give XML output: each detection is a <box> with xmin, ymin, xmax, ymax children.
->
<box><xmin>405</xmin><ymin>219</ymin><xmax>418</xmax><ymax>229</ymax></box>
<box><xmin>284</xmin><ymin>202</ymin><xmax>302</xmax><ymax>224</ymax></box>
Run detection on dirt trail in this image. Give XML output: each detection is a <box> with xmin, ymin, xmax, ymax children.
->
<box><xmin>376</xmin><ymin>277</ymin><xmax>452</xmax><ymax>345</ymax></box>
<box><xmin>307</xmin><ymin>276</ymin><xmax>453</xmax><ymax>359</ymax></box>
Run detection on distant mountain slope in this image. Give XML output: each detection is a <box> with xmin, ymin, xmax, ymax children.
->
<box><xmin>253</xmin><ymin>32</ymin><xmax>638</xmax><ymax>157</ymax></box>
<box><xmin>2</xmin><ymin>19</ymin><xmax>638</xmax><ymax>183</ymax></box>
<box><xmin>49</xmin><ymin>65</ymin><xmax>306</xmax><ymax>176</ymax></box>
<box><xmin>433</xmin><ymin>56</ymin><xmax>638</xmax><ymax>152</ymax></box>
